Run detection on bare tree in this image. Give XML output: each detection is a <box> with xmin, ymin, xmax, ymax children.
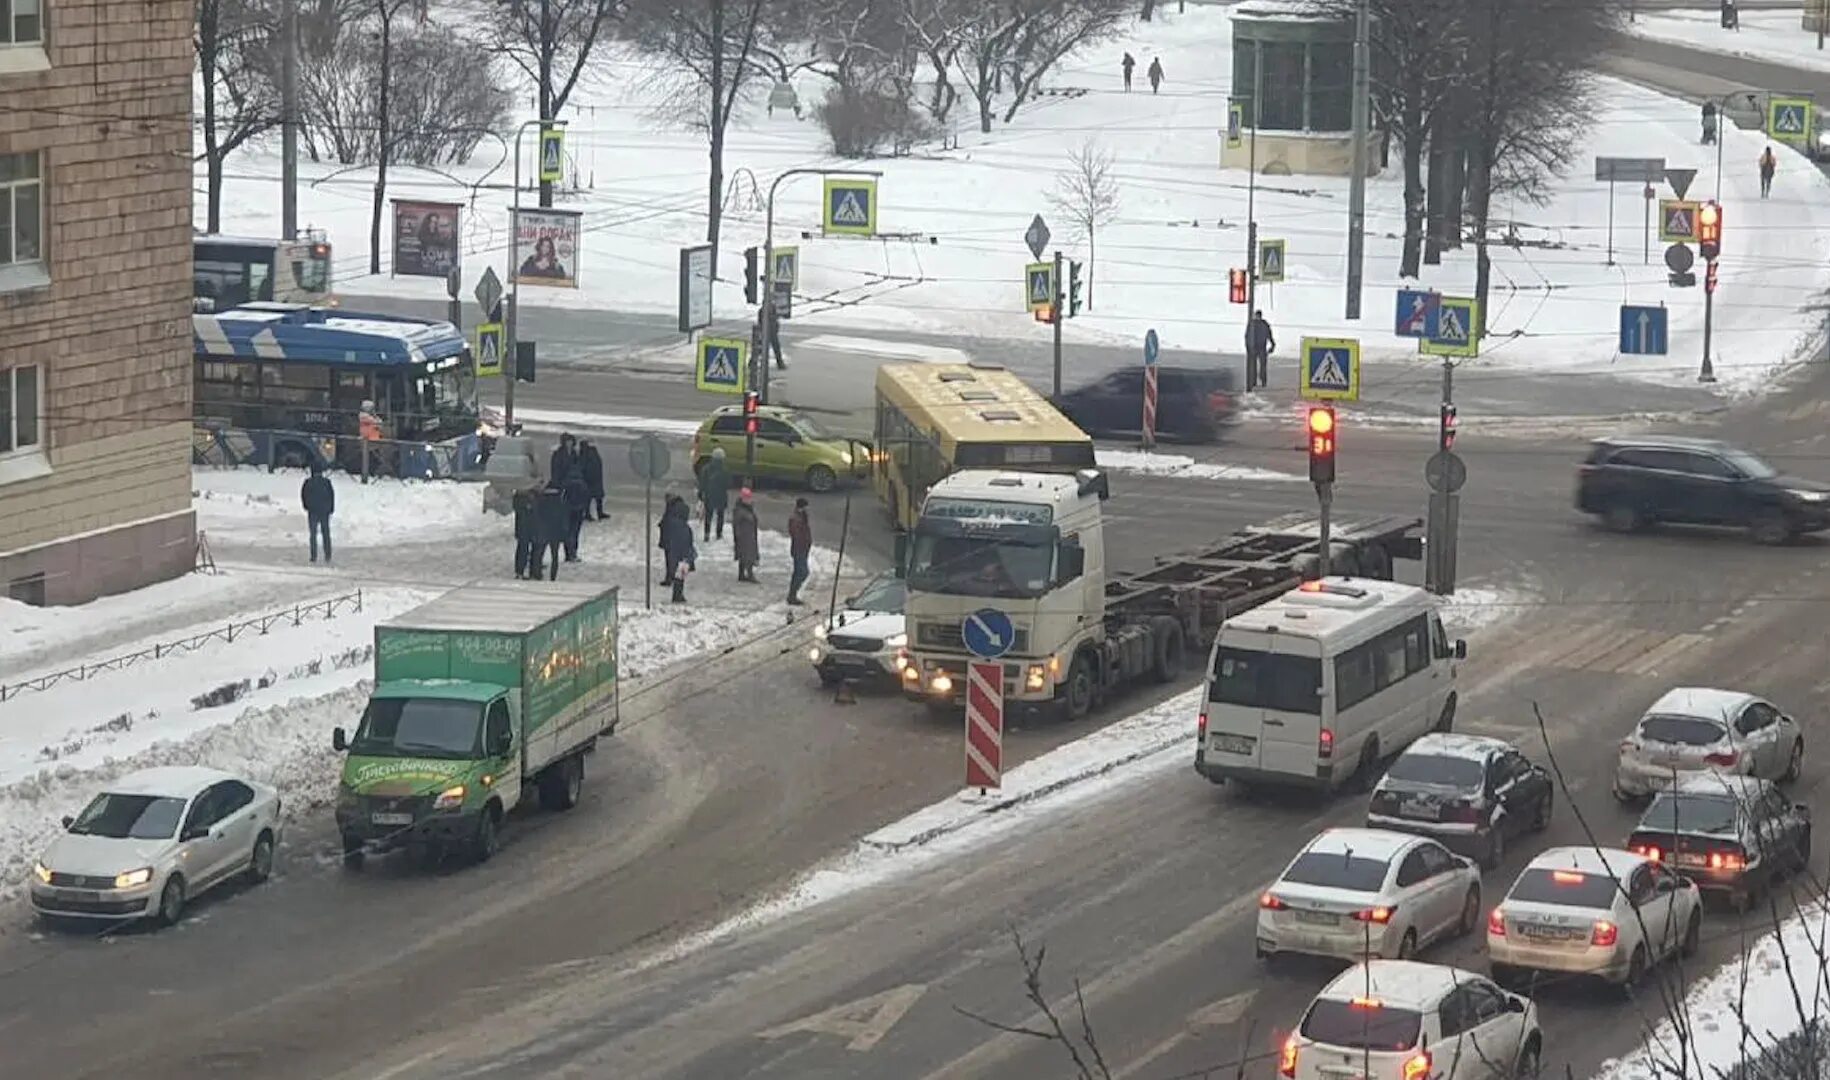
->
<box><xmin>999</xmin><ymin>0</ymin><xmax>1126</xmax><ymax>124</ymax></box>
<box><xmin>934</xmin><ymin>0</ymin><xmax>1025</xmax><ymax>133</ymax></box>
<box><xmin>367</xmin><ymin>0</ymin><xmax>429</xmax><ymax>275</ymax></box>
<box><xmin>902</xmin><ymin>0</ymin><xmax>965</xmax><ymax>124</ymax></box>
<box><xmin>1046</xmin><ymin>140</ymin><xmax>1119</xmax><ymax>309</ymax></box>
<box><xmin>623</xmin><ymin>0</ymin><xmax>774</xmax><ymax>276</ymax></box>
<box><xmin>196</xmin><ymin>0</ymin><xmax>279</xmax><ymax>232</ymax></box>
<box><xmin>469</xmin><ymin>0</ymin><xmax>621</xmax><ymax>207</ymax></box>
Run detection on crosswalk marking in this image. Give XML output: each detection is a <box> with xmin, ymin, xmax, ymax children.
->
<box><xmin>1530</xmin><ymin>622</ymin><xmax>1624</xmax><ymax>669</ymax></box>
<box><xmin>1525</xmin><ymin>625</ymin><xmax>1710</xmax><ymax>675</ymax></box>
<box><xmin>1619</xmin><ymin>632</ymin><xmax>1710</xmax><ymax>676</ymax></box>
<box><xmin>1577</xmin><ymin>629</ymin><xmax>1673</xmax><ymax>672</ymax></box>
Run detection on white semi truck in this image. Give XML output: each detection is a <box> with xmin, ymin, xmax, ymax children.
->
<box><xmin>897</xmin><ymin>468</ymin><xmax>1422</xmax><ymax>719</ymax></box>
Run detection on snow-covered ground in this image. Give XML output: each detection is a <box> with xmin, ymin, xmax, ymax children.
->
<box><xmin>203</xmin><ymin>7</ymin><xmax>1830</xmax><ymax>402</ymax></box>
<box><xmin>0</xmin><ymin>468</ymin><xmax>851</xmax><ymax>907</ymax></box>
<box><xmin>1628</xmin><ymin>8</ymin><xmax>1830</xmax><ymax>74</ymax></box>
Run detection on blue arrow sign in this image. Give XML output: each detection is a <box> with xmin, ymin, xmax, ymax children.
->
<box><xmin>1394</xmin><ymin>289</ymin><xmax>1440</xmax><ymax>339</ymax></box>
<box><xmin>1618</xmin><ymin>304</ymin><xmax>1668</xmax><ymax>356</ymax></box>
<box><xmin>1144</xmin><ymin>328</ymin><xmax>1160</xmax><ymax>366</ymax></box>
<box><xmin>961</xmin><ymin>608</ymin><xmax>1015</xmax><ymax>660</ymax></box>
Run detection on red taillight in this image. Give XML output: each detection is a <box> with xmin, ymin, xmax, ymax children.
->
<box><xmin>1198</xmin><ymin>712</ymin><xmax>1208</xmax><ymax>739</ymax></box>
<box><xmin>1487</xmin><ymin>907</ymin><xmax>1506</xmax><ymax>936</ymax></box>
<box><xmin>1353</xmin><ymin>905</ymin><xmax>1396</xmax><ymax>925</ymax></box>
<box><xmin>1279</xmin><ymin>1035</ymin><xmax>1299</xmax><ymax>1078</ymax></box>
<box><xmin>1402</xmin><ymin>1049</ymin><xmax>1432</xmax><ymax>1080</ymax></box>
<box><xmin>1591</xmin><ymin>920</ymin><xmax>1619</xmax><ymax>947</ymax></box>
<box><xmin>1260</xmin><ymin>892</ymin><xmax>1287</xmax><ymax>911</ymax></box>
<box><xmin>1318</xmin><ymin>729</ymin><xmax>1335</xmax><ymax>759</ymax></box>
<box><xmin>1634</xmin><ymin>845</ymin><xmax>1662</xmax><ymax>863</ymax></box>
<box><xmin>1446</xmin><ymin>800</ymin><xmax>1484</xmax><ymax>823</ymax></box>
<box><xmin>1708</xmin><ymin>850</ymin><xmax>1746</xmax><ymax>870</ymax></box>
<box><xmin>1706</xmin><ymin>751</ymin><xmax>1740</xmax><ymax>767</ymax></box>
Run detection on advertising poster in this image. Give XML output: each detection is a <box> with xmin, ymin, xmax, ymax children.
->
<box><xmin>512</xmin><ymin>208</ymin><xmax>582</xmax><ymax>289</ymax></box>
<box><xmin>392</xmin><ymin>200</ymin><xmax>462</xmax><ymax>279</ymax></box>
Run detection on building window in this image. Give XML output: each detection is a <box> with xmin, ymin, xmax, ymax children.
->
<box><xmin>2</xmin><ymin>153</ymin><xmax>44</xmax><ymax>267</ymax></box>
<box><xmin>2</xmin><ymin>0</ymin><xmax>42</xmax><ymax>44</ymax></box>
<box><xmin>1306</xmin><ymin>43</ymin><xmax>1353</xmax><ymax>132</ymax></box>
<box><xmin>1</xmin><ymin>364</ymin><xmax>41</xmax><ymax>454</ymax></box>
<box><xmin>1257</xmin><ymin>42</ymin><xmax>1308</xmax><ymax>132</ymax></box>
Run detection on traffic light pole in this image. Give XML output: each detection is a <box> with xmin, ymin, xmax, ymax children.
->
<box><xmin>1051</xmin><ymin>249</ymin><xmax>1065</xmax><ymax>396</ymax></box>
<box><xmin>505</xmin><ymin>117</ymin><xmax>560</xmax><ymax>429</ymax></box>
<box><xmin>1426</xmin><ymin>359</ymin><xmax>1460</xmax><ymax>595</ymax></box>
<box><xmin>1243</xmin><ymin>74</ymin><xmax>1261</xmax><ymax>392</ymax></box>
<box><xmin>758</xmin><ymin>166</ymin><xmax>883</xmax><ymax>407</ymax></box>
<box><xmin>1316</xmin><ymin>482</ymin><xmax>1333</xmax><ymax>579</ymax></box>
<box><xmin>1700</xmin><ymin>259</ymin><xmax>1717</xmax><ymax>382</ymax></box>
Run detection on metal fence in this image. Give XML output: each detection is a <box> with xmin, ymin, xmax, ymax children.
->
<box><xmin>193</xmin><ymin>423</ymin><xmax>485</xmax><ymax>481</ymax></box>
<box><xmin>1</xmin><ymin>590</ymin><xmax>365</xmax><ymax>703</ymax></box>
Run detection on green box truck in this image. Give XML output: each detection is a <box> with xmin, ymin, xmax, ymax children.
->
<box><xmin>332</xmin><ymin>581</ymin><xmax>619</xmax><ymax>866</ymax></box>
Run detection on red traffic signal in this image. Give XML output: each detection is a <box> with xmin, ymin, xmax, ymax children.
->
<box><xmin>1439</xmin><ymin>402</ymin><xmax>1458</xmax><ymax>452</ymax></box>
<box><xmin>1307</xmin><ymin>406</ymin><xmax>1336</xmax><ymax>484</ymax></box>
<box><xmin>1035</xmin><ymin>304</ymin><xmax>1057</xmax><ymax>324</ymax></box>
<box><xmin>1697</xmin><ymin>202</ymin><xmax>1721</xmax><ymax>260</ymax></box>
<box><xmin>1229</xmin><ymin>268</ymin><xmax>1248</xmax><ymax>304</ymax></box>
<box><xmin>1705</xmin><ymin>261</ymin><xmax>1719</xmax><ymax>294</ymax></box>
<box><xmin>743</xmin><ymin>389</ymin><xmax>760</xmax><ymax>435</ymax></box>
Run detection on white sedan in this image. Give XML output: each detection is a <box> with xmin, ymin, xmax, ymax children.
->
<box><xmin>30</xmin><ymin>765</ymin><xmax>282</xmax><ymax>927</ymax></box>
<box><xmin>1258</xmin><ymin>828</ymin><xmax>1483</xmax><ymax>963</ymax></box>
<box><xmin>1488</xmin><ymin>846</ymin><xmax>1701</xmax><ymax>992</ymax></box>
<box><xmin>1615</xmin><ymin>687</ymin><xmax>1804</xmax><ymax>800</ymax></box>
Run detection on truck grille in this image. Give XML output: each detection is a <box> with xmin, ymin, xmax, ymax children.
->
<box><xmin>918</xmin><ymin>622</ymin><xmax>1029</xmax><ymax>653</ymax></box>
<box><xmin>828</xmin><ymin>634</ymin><xmax>882</xmax><ymax>652</ymax></box>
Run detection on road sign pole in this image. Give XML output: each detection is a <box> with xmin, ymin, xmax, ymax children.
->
<box><xmin>1244</xmin><ymin>68</ymin><xmax>1261</xmax><ymax>391</ymax></box>
<box><xmin>644</xmin><ymin>476</ymin><xmax>653</xmax><ymax>610</ymax></box>
<box><xmin>1316</xmin><ymin>481</ymin><xmax>1333</xmax><ymax>579</ymax></box>
<box><xmin>1425</xmin><ymin>359</ymin><xmax>1460</xmax><ymax>595</ymax></box>
<box><xmin>1344</xmin><ymin>0</ymin><xmax>1369</xmax><ymax>321</ymax></box>
<box><xmin>1051</xmin><ymin>249</ymin><xmax>1065</xmax><ymax>396</ymax></box>
<box><xmin>1701</xmin><ymin>259</ymin><xmax>1717</xmax><ymax>382</ymax></box>
<box><xmin>1605</xmin><ymin>177</ymin><xmax>1616</xmax><ymax>266</ymax></box>
<box><xmin>1642</xmin><ymin>190</ymin><xmax>1651</xmax><ymax>265</ymax></box>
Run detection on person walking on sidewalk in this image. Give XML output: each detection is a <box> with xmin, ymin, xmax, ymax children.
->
<box><xmin>301</xmin><ymin>462</ymin><xmax>335</xmax><ymax>565</ymax></box>
<box><xmin>1247</xmin><ymin>310</ymin><xmax>1276</xmax><ymax>388</ymax></box>
<box><xmin>561</xmin><ymin>466</ymin><xmax>590</xmax><ymax>562</ymax></box>
<box><xmin>787</xmin><ymin>497</ymin><xmax>813</xmax><ymax>606</ymax></box>
<box><xmin>1147</xmin><ymin>56</ymin><xmax>1164</xmax><ymax>94</ymax></box>
<box><xmin>512</xmin><ymin>484</ymin><xmax>540</xmax><ymax>579</ymax></box>
<box><xmin>1759</xmin><ymin>145</ymin><xmax>1777</xmax><ymax>199</ymax></box>
<box><xmin>534</xmin><ymin>481</ymin><xmax>569</xmax><ymax>581</ymax></box>
<box><xmin>698</xmin><ymin>447</ymin><xmax>731</xmax><ymax>541</ymax></box>
<box><xmin>579</xmin><ymin>439</ymin><xmax>606</xmax><ymax>521</ymax></box>
<box><xmin>732</xmin><ymin>488</ymin><xmax>761</xmax><ymax>583</ymax></box>
<box><xmin>660</xmin><ymin>496</ymin><xmax>697</xmax><ymax>603</ymax></box>
<box><xmin>549</xmin><ymin>432</ymin><xmax>577</xmax><ymax>486</ymax></box>
<box><xmin>1121</xmin><ymin>52</ymin><xmax>1135</xmax><ymax>92</ymax></box>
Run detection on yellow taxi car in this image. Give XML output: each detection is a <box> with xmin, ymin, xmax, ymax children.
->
<box><xmin>691</xmin><ymin>404</ymin><xmax>871</xmax><ymax>492</ymax></box>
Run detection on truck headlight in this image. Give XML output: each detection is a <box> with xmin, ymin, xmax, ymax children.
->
<box><xmin>114</xmin><ymin>867</ymin><xmax>153</xmax><ymax>889</ymax></box>
<box><xmin>931</xmin><ymin>672</ymin><xmax>953</xmax><ymax>694</ymax></box>
<box><xmin>1025</xmin><ymin>665</ymin><xmax>1047</xmax><ymax>691</ymax></box>
<box><xmin>901</xmin><ymin>663</ymin><xmax>919</xmax><ymax>681</ymax></box>
<box><xmin>809</xmin><ymin>646</ymin><xmax>824</xmax><ymax>662</ymax></box>
<box><xmin>33</xmin><ymin>861</ymin><xmax>52</xmax><ymax>885</ymax></box>
<box><xmin>885</xmin><ymin>632</ymin><xmax>907</xmax><ymax>649</ymax></box>
<box><xmin>433</xmin><ymin>785</ymin><xmax>466</xmax><ymax>810</ymax></box>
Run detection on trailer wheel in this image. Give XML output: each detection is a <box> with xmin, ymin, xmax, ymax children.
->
<box><xmin>1061</xmin><ymin>653</ymin><xmax>1096</xmax><ymax>721</ymax></box>
<box><xmin>1150</xmin><ymin>617</ymin><xmax>1185</xmax><ymax>684</ymax></box>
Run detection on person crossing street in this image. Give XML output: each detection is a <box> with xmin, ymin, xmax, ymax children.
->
<box><xmin>698</xmin><ymin>447</ymin><xmax>730</xmax><ymax>541</ymax></box>
<box><xmin>1759</xmin><ymin>145</ymin><xmax>1777</xmax><ymax>199</ymax></box>
<box><xmin>1247</xmin><ymin>310</ymin><xmax>1276</xmax><ymax>388</ymax></box>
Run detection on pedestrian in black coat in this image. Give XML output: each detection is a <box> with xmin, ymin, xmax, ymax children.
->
<box><xmin>660</xmin><ymin>497</ymin><xmax>698</xmax><ymax>603</ymax></box>
<box><xmin>562</xmin><ymin>467</ymin><xmax>591</xmax><ymax>562</ymax></box>
<box><xmin>549</xmin><ymin>433</ymin><xmax>577</xmax><ymax>487</ymax></box>
<box><xmin>731</xmin><ymin>488</ymin><xmax>761</xmax><ymax>583</ymax></box>
<box><xmin>534</xmin><ymin>482</ymin><xmax>570</xmax><ymax>580</ymax></box>
<box><xmin>579</xmin><ymin>440</ymin><xmax>606</xmax><ymax>520</ymax></box>
<box><xmin>512</xmin><ymin>485</ymin><xmax>540</xmax><ymax>579</ymax></box>
<box><xmin>300</xmin><ymin>462</ymin><xmax>335</xmax><ymax>564</ymax></box>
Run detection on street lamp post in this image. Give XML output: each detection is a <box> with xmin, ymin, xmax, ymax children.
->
<box><xmin>758</xmin><ymin>167</ymin><xmax>884</xmax><ymax>406</ymax></box>
<box><xmin>505</xmin><ymin>117</ymin><xmax>566</xmax><ymax>428</ymax></box>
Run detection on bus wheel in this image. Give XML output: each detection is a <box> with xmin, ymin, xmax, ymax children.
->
<box><xmin>276</xmin><ymin>443</ymin><xmax>310</xmax><ymax>470</ymax></box>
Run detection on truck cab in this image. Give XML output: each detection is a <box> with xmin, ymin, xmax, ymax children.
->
<box><xmin>900</xmin><ymin>469</ymin><xmax>1111</xmax><ymax>715</ymax></box>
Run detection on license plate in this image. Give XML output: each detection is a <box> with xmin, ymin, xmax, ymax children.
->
<box><xmin>1214</xmin><ymin>734</ymin><xmax>1254</xmax><ymax>755</ymax></box>
<box><xmin>60</xmin><ymin>889</ymin><xmax>102</xmax><ymax>903</ymax></box>
<box><xmin>371</xmin><ymin>812</ymin><xmax>414</xmax><ymax>826</ymax></box>
<box><xmin>1400</xmin><ymin>798</ymin><xmax>1434</xmax><ymax>818</ymax></box>
<box><xmin>1295</xmin><ymin>910</ymin><xmax>1338</xmax><ymax>925</ymax></box>
<box><xmin>1519</xmin><ymin>923</ymin><xmax>1574</xmax><ymax>939</ymax></box>
<box><xmin>1677</xmin><ymin>853</ymin><xmax>1708</xmax><ymax>867</ymax></box>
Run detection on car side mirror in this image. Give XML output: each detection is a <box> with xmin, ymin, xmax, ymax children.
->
<box><xmin>61</xmin><ymin>815</ymin><xmax>74</xmax><ymax>829</ymax></box>
<box><xmin>181</xmin><ymin>827</ymin><xmax>206</xmax><ymax>843</ymax></box>
<box><xmin>1504</xmin><ymin>996</ymin><xmax>1525</xmax><ymax>1013</ymax></box>
<box><xmin>333</xmin><ymin>727</ymin><xmax>349</xmax><ymax>752</ymax></box>
<box><xmin>1453</xmin><ymin>639</ymin><xmax>1468</xmax><ymax>660</ymax></box>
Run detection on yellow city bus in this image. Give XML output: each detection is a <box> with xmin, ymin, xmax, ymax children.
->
<box><xmin>873</xmin><ymin>362</ymin><xmax>1096</xmax><ymax>530</ymax></box>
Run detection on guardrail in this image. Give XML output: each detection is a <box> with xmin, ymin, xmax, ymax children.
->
<box><xmin>0</xmin><ymin>590</ymin><xmax>365</xmax><ymax>703</ymax></box>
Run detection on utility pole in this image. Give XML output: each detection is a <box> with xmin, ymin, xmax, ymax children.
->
<box><xmin>1051</xmin><ymin>249</ymin><xmax>1065</xmax><ymax>396</ymax></box>
<box><xmin>280</xmin><ymin>0</ymin><xmax>300</xmax><ymax>240</ymax></box>
<box><xmin>505</xmin><ymin>118</ymin><xmax>563</xmax><ymax>427</ymax></box>
<box><xmin>1425</xmin><ymin>360</ymin><xmax>1461</xmax><ymax>595</ymax></box>
<box><xmin>1344</xmin><ymin>0</ymin><xmax>1370</xmax><ymax>320</ymax></box>
<box><xmin>1243</xmin><ymin>65</ymin><xmax>1262</xmax><ymax>390</ymax></box>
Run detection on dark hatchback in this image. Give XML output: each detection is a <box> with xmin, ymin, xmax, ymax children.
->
<box><xmin>1576</xmin><ymin>435</ymin><xmax>1830</xmax><ymax>544</ymax></box>
<box><xmin>1051</xmin><ymin>366</ymin><xmax>1237</xmax><ymax>443</ymax></box>
<box><xmin>1627</xmin><ymin>772</ymin><xmax>1811</xmax><ymax>911</ymax></box>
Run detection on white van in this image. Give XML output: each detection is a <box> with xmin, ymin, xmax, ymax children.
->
<box><xmin>1195</xmin><ymin>578</ymin><xmax>1465</xmax><ymax>793</ymax></box>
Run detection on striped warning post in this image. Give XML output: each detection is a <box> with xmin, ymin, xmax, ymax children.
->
<box><xmin>965</xmin><ymin>661</ymin><xmax>1004</xmax><ymax>790</ymax></box>
<box><xmin>1142</xmin><ymin>365</ymin><xmax>1159</xmax><ymax>446</ymax></box>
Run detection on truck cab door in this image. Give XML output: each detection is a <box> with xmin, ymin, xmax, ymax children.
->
<box><xmin>487</xmin><ymin>697</ymin><xmax>523</xmax><ymax>812</ymax></box>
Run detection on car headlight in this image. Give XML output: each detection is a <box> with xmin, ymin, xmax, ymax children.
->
<box><xmin>809</xmin><ymin>646</ymin><xmax>824</xmax><ymax>662</ymax></box>
<box><xmin>815</xmin><ymin>623</ymin><xmax>829</xmax><ymax>640</ymax></box>
<box><xmin>433</xmin><ymin>785</ymin><xmax>466</xmax><ymax>810</ymax></box>
<box><xmin>114</xmin><ymin>867</ymin><xmax>153</xmax><ymax>889</ymax></box>
<box><xmin>32</xmin><ymin>861</ymin><xmax>52</xmax><ymax>885</ymax></box>
<box><xmin>840</xmin><ymin>451</ymin><xmax>853</xmax><ymax>465</ymax></box>
<box><xmin>1790</xmin><ymin>489</ymin><xmax>1828</xmax><ymax>502</ymax></box>
<box><xmin>885</xmin><ymin>632</ymin><xmax>907</xmax><ymax>649</ymax></box>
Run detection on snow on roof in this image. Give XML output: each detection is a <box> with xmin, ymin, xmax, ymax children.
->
<box><xmin>1226</xmin><ymin>577</ymin><xmax>1433</xmax><ymax>640</ymax></box>
<box><xmin>1320</xmin><ymin>960</ymin><xmax>1486</xmax><ymax>1009</ymax></box>
<box><xmin>1232</xmin><ymin>0</ymin><xmax>1344</xmax><ymax>22</ymax></box>
<box><xmin>1644</xmin><ymin>687</ymin><xmax>1756</xmax><ymax>724</ymax></box>
<box><xmin>103</xmin><ymin>765</ymin><xmax>236</xmax><ymax>798</ymax></box>
<box><xmin>384</xmin><ymin>581</ymin><xmax>615</xmax><ymax>634</ymax></box>
<box><xmin>1662</xmin><ymin>771</ymin><xmax>1772</xmax><ymax>800</ymax></box>
<box><xmin>1402</xmin><ymin>732</ymin><xmax>1511</xmax><ymax>764</ymax></box>
<box><xmin>1304</xmin><ymin>826</ymin><xmax>1416</xmax><ymax>861</ymax></box>
<box><xmin>1527</xmin><ymin>845</ymin><xmax>1647</xmax><ymax>880</ymax></box>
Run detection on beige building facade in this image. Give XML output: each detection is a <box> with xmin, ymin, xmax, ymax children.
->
<box><xmin>0</xmin><ymin>0</ymin><xmax>196</xmax><ymax>606</ymax></box>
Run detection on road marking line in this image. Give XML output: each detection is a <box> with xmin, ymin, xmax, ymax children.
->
<box><xmin>1584</xmin><ymin>629</ymin><xmax>1678</xmax><ymax>673</ymax></box>
<box><xmin>757</xmin><ymin>983</ymin><xmax>928</xmax><ymax>1052</ymax></box>
<box><xmin>1570</xmin><ymin>628</ymin><xmax>1661</xmax><ymax>672</ymax></box>
<box><xmin>1113</xmin><ymin>989</ymin><xmax>1259</xmax><ymax>1080</ymax></box>
<box><xmin>1530</xmin><ymin>622</ymin><xmax>1627</xmax><ymax>669</ymax></box>
<box><xmin>1619</xmin><ymin>632</ymin><xmax>1710</xmax><ymax>676</ymax></box>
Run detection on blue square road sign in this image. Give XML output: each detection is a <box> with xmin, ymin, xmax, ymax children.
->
<box><xmin>1618</xmin><ymin>304</ymin><xmax>1668</xmax><ymax>356</ymax></box>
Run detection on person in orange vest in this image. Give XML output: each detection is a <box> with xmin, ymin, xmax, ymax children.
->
<box><xmin>358</xmin><ymin>400</ymin><xmax>383</xmax><ymax>442</ymax></box>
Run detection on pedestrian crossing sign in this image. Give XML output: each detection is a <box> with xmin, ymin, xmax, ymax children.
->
<box><xmin>1258</xmin><ymin>239</ymin><xmax>1286</xmax><ymax>284</ymax></box>
<box><xmin>696</xmin><ymin>336</ymin><xmax>748</xmax><ymax>395</ymax></box>
<box><xmin>538</xmin><ymin>126</ymin><xmax>564</xmax><ymax>184</ymax></box>
<box><xmin>823</xmin><ymin>177</ymin><xmax>878</xmax><ymax>236</ymax></box>
<box><xmin>1768</xmin><ymin>97</ymin><xmax>1812</xmax><ymax>145</ymax></box>
<box><xmin>1226</xmin><ymin>102</ymin><xmax>1244</xmax><ymax>149</ymax></box>
<box><xmin>1300</xmin><ymin>337</ymin><xmax>1360</xmax><ymax>402</ymax></box>
<box><xmin>772</xmin><ymin>246</ymin><xmax>799</xmax><ymax>289</ymax></box>
<box><xmin>475</xmin><ymin>322</ymin><xmax>504</xmax><ymax>377</ymax></box>
<box><xmin>1658</xmin><ymin>199</ymin><xmax>1698</xmax><ymax>242</ymax></box>
<box><xmin>1420</xmin><ymin>296</ymin><xmax>1480</xmax><ymax>358</ymax></box>
<box><xmin>1025</xmin><ymin>261</ymin><xmax>1055</xmax><ymax>313</ymax></box>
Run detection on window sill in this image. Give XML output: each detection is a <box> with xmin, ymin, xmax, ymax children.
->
<box><xmin>0</xmin><ymin>45</ymin><xmax>52</xmax><ymax>75</ymax></box>
<box><xmin>0</xmin><ymin>449</ymin><xmax>52</xmax><ymax>487</ymax></box>
<box><xmin>0</xmin><ymin>262</ymin><xmax>51</xmax><ymax>296</ymax></box>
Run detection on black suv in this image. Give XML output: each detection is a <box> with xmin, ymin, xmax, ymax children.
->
<box><xmin>1052</xmin><ymin>365</ymin><xmax>1236</xmax><ymax>443</ymax></box>
<box><xmin>1576</xmin><ymin>435</ymin><xmax>1830</xmax><ymax>544</ymax></box>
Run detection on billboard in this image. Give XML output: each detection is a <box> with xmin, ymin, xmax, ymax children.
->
<box><xmin>391</xmin><ymin>200</ymin><xmax>462</xmax><ymax>279</ymax></box>
<box><xmin>511</xmin><ymin>207</ymin><xmax>582</xmax><ymax>289</ymax></box>
<box><xmin>678</xmin><ymin>244</ymin><xmax>712</xmax><ymax>332</ymax></box>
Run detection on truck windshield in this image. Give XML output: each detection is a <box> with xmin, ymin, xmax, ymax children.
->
<box><xmin>353</xmin><ymin>697</ymin><xmax>483</xmax><ymax>758</ymax></box>
<box><xmin>907</xmin><ymin>534</ymin><xmax>1054</xmax><ymax>599</ymax></box>
<box><xmin>1209</xmin><ymin>646</ymin><xmax>1321</xmax><ymax>715</ymax></box>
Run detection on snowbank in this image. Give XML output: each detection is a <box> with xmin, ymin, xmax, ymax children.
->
<box><xmin>1097</xmin><ymin>448</ymin><xmax>1306</xmax><ymax>484</ymax></box>
<box><xmin>193</xmin><ymin>468</ymin><xmax>484</xmax><ymax>546</ymax></box>
<box><xmin>1627</xmin><ymin>11</ymin><xmax>1830</xmax><ymax>75</ymax></box>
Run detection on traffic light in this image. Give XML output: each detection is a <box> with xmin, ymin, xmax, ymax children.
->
<box><xmin>743</xmin><ymin>390</ymin><xmax>760</xmax><ymax>436</ymax></box>
<box><xmin>1229</xmin><ymin>268</ymin><xmax>1248</xmax><ymax>304</ymax></box>
<box><xmin>1035</xmin><ymin>304</ymin><xmax>1056</xmax><ymax>324</ymax></box>
<box><xmin>1068</xmin><ymin>261</ymin><xmax>1083</xmax><ymax>317</ymax></box>
<box><xmin>1438</xmin><ymin>402</ymin><xmax>1457</xmax><ymax>453</ymax></box>
<box><xmin>1697</xmin><ymin>202</ymin><xmax>1721</xmax><ymax>261</ymax></box>
<box><xmin>1307</xmin><ymin>405</ymin><xmax>1336</xmax><ymax>485</ymax></box>
<box><xmin>1706</xmin><ymin>260</ymin><xmax>1719</xmax><ymax>294</ymax></box>
<box><xmin>744</xmin><ymin>246</ymin><xmax>760</xmax><ymax>304</ymax></box>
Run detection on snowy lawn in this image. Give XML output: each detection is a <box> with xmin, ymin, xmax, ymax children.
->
<box><xmin>1628</xmin><ymin>10</ymin><xmax>1830</xmax><ymax>75</ymax></box>
<box><xmin>0</xmin><ymin>468</ymin><xmax>854</xmax><ymax>909</ymax></box>
<box><xmin>205</xmin><ymin>7</ymin><xmax>1830</xmax><ymax>402</ymax></box>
